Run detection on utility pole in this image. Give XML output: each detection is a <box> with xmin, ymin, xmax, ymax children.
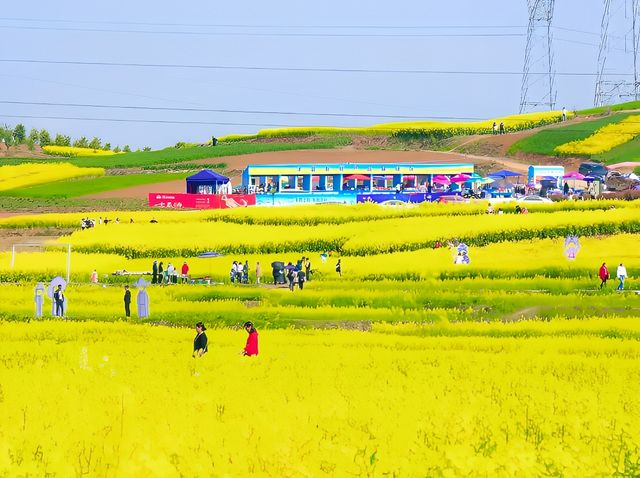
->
<box><xmin>520</xmin><ymin>0</ymin><xmax>556</xmax><ymax>113</ymax></box>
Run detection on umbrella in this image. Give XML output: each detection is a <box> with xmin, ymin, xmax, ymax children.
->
<box><xmin>432</xmin><ymin>175</ymin><xmax>451</xmax><ymax>185</ymax></box>
<box><xmin>403</xmin><ymin>175</ymin><xmax>416</xmax><ymax>180</ymax></box>
<box><xmin>563</xmin><ymin>171</ymin><xmax>585</xmax><ymax>180</ymax></box>
<box><xmin>488</xmin><ymin>169</ymin><xmax>521</xmax><ymax>179</ymax></box>
<box><xmin>343</xmin><ymin>174</ymin><xmax>370</xmax><ymax>181</ymax></box>
<box><xmin>197</xmin><ymin>251</ymin><xmax>225</xmax><ymax>279</ymax></box>
<box><xmin>284</xmin><ymin>264</ymin><xmax>297</xmax><ymax>271</ymax></box>
<box><xmin>197</xmin><ymin>251</ymin><xmax>224</xmax><ymax>258</ymax></box>
<box><xmin>450</xmin><ymin>173</ymin><xmax>472</xmax><ymax>183</ymax></box>
<box><xmin>373</xmin><ymin>175</ymin><xmax>393</xmax><ymax>180</ymax></box>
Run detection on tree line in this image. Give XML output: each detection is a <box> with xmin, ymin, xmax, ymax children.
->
<box><xmin>0</xmin><ymin>123</ymin><xmax>133</xmax><ymax>153</ymax></box>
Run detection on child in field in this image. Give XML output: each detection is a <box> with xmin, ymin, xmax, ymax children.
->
<box><xmin>242</xmin><ymin>321</ymin><xmax>259</xmax><ymax>356</ymax></box>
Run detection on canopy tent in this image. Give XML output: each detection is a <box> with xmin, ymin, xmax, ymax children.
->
<box><xmin>186</xmin><ymin>169</ymin><xmax>230</xmax><ymax>194</ymax></box>
<box><xmin>432</xmin><ymin>175</ymin><xmax>451</xmax><ymax>185</ymax></box>
<box><xmin>563</xmin><ymin>171</ymin><xmax>585</xmax><ymax>180</ymax></box>
<box><xmin>450</xmin><ymin>173</ymin><xmax>471</xmax><ymax>183</ymax></box>
<box><xmin>488</xmin><ymin>169</ymin><xmax>521</xmax><ymax>178</ymax></box>
<box><xmin>343</xmin><ymin>174</ymin><xmax>371</xmax><ymax>181</ymax></box>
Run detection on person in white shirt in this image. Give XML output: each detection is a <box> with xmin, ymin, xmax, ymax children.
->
<box><xmin>561</xmin><ymin>107</ymin><xmax>567</xmax><ymax>121</ymax></box>
<box><xmin>616</xmin><ymin>263</ymin><xmax>627</xmax><ymax>290</ymax></box>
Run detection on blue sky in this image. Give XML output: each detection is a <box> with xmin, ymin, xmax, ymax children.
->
<box><xmin>0</xmin><ymin>0</ymin><xmax>633</xmax><ymax>148</ymax></box>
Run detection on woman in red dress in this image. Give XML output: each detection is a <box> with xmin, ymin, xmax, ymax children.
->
<box><xmin>243</xmin><ymin>321</ymin><xmax>259</xmax><ymax>356</ymax></box>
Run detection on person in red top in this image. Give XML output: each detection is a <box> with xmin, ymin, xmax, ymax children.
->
<box><xmin>242</xmin><ymin>321</ymin><xmax>259</xmax><ymax>356</ymax></box>
<box><xmin>598</xmin><ymin>262</ymin><xmax>609</xmax><ymax>289</ymax></box>
<box><xmin>181</xmin><ymin>261</ymin><xmax>190</xmax><ymax>283</ymax></box>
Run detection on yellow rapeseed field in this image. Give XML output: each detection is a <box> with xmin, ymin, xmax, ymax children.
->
<box><xmin>220</xmin><ymin>111</ymin><xmax>567</xmax><ymax>140</ymax></box>
<box><xmin>0</xmin><ymin>320</ymin><xmax>638</xmax><ymax>476</ymax></box>
<box><xmin>0</xmin><ymin>163</ymin><xmax>104</xmax><ymax>192</ymax></box>
<box><xmin>43</xmin><ymin>145</ymin><xmax>122</xmax><ymax>157</ymax></box>
<box><xmin>555</xmin><ymin>114</ymin><xmax>640</xmax><ymax>155</ymax></box>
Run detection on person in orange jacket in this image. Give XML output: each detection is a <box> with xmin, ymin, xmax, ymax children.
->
<box><xmin>242</xmin><ymin>321</ymin><xmax>259</xmax><ymax>356</ymax></box>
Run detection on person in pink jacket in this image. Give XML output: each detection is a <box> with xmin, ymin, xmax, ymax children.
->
<box><xmin>242</xmin><ymin>321</ymin><xmax>259</xmax><ymax>356</ymax></box>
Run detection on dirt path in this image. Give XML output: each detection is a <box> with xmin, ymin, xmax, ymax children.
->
<box><xmin>0</xmin><ymin>227</ymin><xmax>73</xmax><ymax>252</ymax></box>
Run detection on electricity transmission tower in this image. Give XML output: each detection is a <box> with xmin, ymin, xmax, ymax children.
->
<box><xmin>594</xmin><ymin>0</ymin><xmax>640</xmax><ymax>106</ymax></box>
<box><xmin>520</xmin><ymin>0</ymin><xmax>556</xmax><ymax>113</ymax></box>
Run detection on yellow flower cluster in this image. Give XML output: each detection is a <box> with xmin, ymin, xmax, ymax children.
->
<box><xmin>0</xmin><ymin>163</ymin><xmax>104</xmax><ymax>192</ymax></box>
<box><xmin>221</xmin><ymin>111</ymin><xmax>566</xmax><ymax>140</ymax></box>
<box><xmin>0</xmin><ymin>320</ymin><xmax>638</xmax><ymax>476</ymax></box>
<box><xmin>43</xmin><ymin>145</ymin><xmax>122</xmax><ymax>157</ymax></box>
<box><xmin>555</xmin><ymin>114</ymin><xmax>640</xmax><ymax>155</ymax></box>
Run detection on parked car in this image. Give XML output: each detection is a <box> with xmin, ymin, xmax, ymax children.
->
<box><xmin>517</xmin><ymin>195</ymin><xmax>553</xmax><ymax>204</ymax></box>
<box><xmin>438</xmin><ymin>195</ymin><xmax>470</xmax><ymax>204</ymax></box>
<box><xmin>578</xmin><ymin>162</ymin><xmax>608</xmax><ymax>179</ymax></box>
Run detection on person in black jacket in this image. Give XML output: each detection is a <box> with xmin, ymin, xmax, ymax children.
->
<box><xmin>193</xmin><ymin>322</ymin><xmax>208</xmax><ymax>357</ymax></box>
<box><xmin>124</xmin><ymin>285</ymin><xmax>131</xmax><ymax>317</ymax></box>
<box><xmin>152</xmin><ymin>260</ymin><xmax>158</xmax><ymax>284</ymax></box>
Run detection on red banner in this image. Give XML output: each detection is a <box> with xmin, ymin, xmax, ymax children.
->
<box><xmin>148</xmin><ymin>193</ymin><xmax>256</xmax><ymax>209</ymax></box>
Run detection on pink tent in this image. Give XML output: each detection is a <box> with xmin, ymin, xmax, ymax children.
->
<box><xmin>450</xmin><ymin>173</ymin><xmax>472</xmax><ymax>183</ymax></box>
<box><xmin>344</xmin><ymin>174</ymin><xmax>371</xmax><ymax>181</ymax></box>
<box><xmin>563</xmin><ymin>171</ymin><xmax>585</xmax><ymax>180</ymax></box>
<box><xmin>432</xmin><ymin>175</ymin><xmax>451</xmax><ymax>185</ymax></box>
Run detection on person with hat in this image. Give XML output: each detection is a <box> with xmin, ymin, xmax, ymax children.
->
<box><xmin>193</xmin><ymin>322</ymin><xmax>208</xmax><ymax>357</ymax></box>
<box><xmin>242</xmin><ymin>321</ymin><xmax>259</xmax><ymax>356</ymax></box>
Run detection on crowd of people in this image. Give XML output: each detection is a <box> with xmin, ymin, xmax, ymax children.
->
<box><xmin>152</xmin><ymin>260</ymin><xmax>190</xmax><ymax>284</ymax></box>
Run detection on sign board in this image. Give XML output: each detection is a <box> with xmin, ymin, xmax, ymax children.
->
<box><xmin>148</xmin><ymin>193</ymin><xmax>256</xmax><ymax>209</ymax></box>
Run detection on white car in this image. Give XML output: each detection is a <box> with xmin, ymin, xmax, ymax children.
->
<box><xmin>517</xmin><ymin>195</ymin><xmax>553</xmax><ymax>204</ymax></box>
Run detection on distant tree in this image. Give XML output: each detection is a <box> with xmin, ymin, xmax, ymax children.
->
<box><xmin>103</xmin><ymin>142</ymin><xmax>111</xmax><ymax>151</ymax></box>
<box><xmin>88</xmin><ymin>137</ymin><xmax>101</xmax><ymax>150</ymax></box>
<box><xmin>28</xmin><ymin>128</ymin><xmax>39</xmax><ymax>144</ymax></box>
<box><xmin>123</xmin><ymin>145</ymin><xmax>131</xmax><ymax>152</ymax></box>
<box><xmin>13</xmin><ymin>124</ymin><xmax>26</xmax><ymax>143</ymax></box>
<box><xmin>54</xmin><ymin>133</ymin><xmax>71</xmax><ymax>146</ymax></box>
<box><xmin>39</xmin><ymin>129</ymin><xmax>51</xmax><ymax>146</ymax></box>
<box><xmin>113</xmin><ymin>145</ymin><xmax>121</xmax><ymax>153</ymax></box>
<box><xmin>26</xmin><ymin>138</ymin><xmax>35</xmax><ymax>151</ymax></box>
<box><xmin>143</xmin><ymin>146</ymin><xmax>151</xmax><ymax>151</ymax></box>
<box><xmin>73</xmin><ymin>136</ymin><xmax>89</xmax><ymax>148</ymax></box>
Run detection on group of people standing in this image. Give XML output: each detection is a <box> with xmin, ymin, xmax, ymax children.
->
<box><xmin>598</xmin><ymin>262</ymin><xmax>628</xmax><ymax>290</ymax></box>
<box><xmin>230</xmin><ymin>260</ymin><xmax>257</xmax><ymax>284</ymax></box>
<box><xmin>152</xmin><ymin>260</ymin><xmax>190</xmax><ymax>284</ymax></box>
<box><xmin>193</xmin><ymin>321</ymin><xmax>258</xmax><ymax>357</ymax></box>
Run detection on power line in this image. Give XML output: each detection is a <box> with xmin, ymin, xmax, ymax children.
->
<box><xmin>3</xmin><ymin>113</ymin><xmax>640</xmax><ymax>132</ymax></box>
<box><xmin>0</xmin><ymin>114</ymin><xmax>296</xmax><ymax>127</ymax></box>
<box><xmin>0</xmin><ymin>58</ymin><xmax>627</xmax><ymax>76</ymax></box>
<box><xmin>0</xmin><ymin>17</ymin><xmax>528</xmax><ymax>29</ymax></box>
<box><xmin>0</xmin><ymin>24</ymin><xmax>526</xmax><ymax>37</ymax></box>
<box><xmin>0</xmin><ymin>99</ymin><xmax>484</xmax><ymax>120</ymax></box>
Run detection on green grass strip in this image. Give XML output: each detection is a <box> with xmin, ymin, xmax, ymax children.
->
<box><xmin>0</xmin><ymin>172</ymin><xmax>187</xmax><ymax>198</ymax></box>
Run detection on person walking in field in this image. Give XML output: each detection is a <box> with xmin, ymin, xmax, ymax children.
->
<box><xmin>193</xmin><ymin>322</ymin><xmax>208</xmax><ymax>357</ymax></box>
<box><xmin>492</xmin><ymin>122</ymin><xmax>497</xmax><ymax>135</ymax></box>
<box><xmin>181</xmin><ymin>261</ymin><xmax>189</xmax><ymax>283</ymax></box>
<box><xmin>562</xmin><ymin>106</ymin><xmax>567</xmax><ymax>121</ymax></box>
<box><xmin>335</xmin><ymin>259</ymin><xmax>342</xmax><ymax>277</ymax></box>
<box><xmin>499</xmin><ymin>121</ymin><xmax>505</xmax><ymax>135</ymax></box>
<box><xmin>124</xmin><ymin>285</ymin><xmax>131</xmax><ymax>317</ymax></box>
<box><xmin>152</xmin><ymin>260</ymin><xmax>158</xmax><ymax>284</ymax></box>
<box><xmin>255</xmin><ymin>261</ymin><xmax>262</xmax><ymax>285</ymax></box>
<box><xmin>598</xmin><ymin>262</ymin><xmax>609</xmax><ymax>289</ymax></box>
<box><xmin>90</xmin><ymin>269</ymin><xmax>98</xmax><ymax>284</ymax></box>
<box><xmin>305</xmin><ymin>257</ymin><xmax>312</xmax><ymax>281</ymax></box>
<box><xmin>53</xmin><ymin>284</ymin><xmax>65</xmax><ymax>317</ymax></box>
<box><xmin>242</xmin><ymin>321</ymin><xmax>259</xmax><ymax>356</ymax></box>
<box><xmin>297</xmin><ymin>269</ymin><xmax>306</xmax><ymax>290</ymax></box>
<box><xmin>617</xmin><ymin>263</ymin><xmax>627</xmax><ymax>291</ymax></box>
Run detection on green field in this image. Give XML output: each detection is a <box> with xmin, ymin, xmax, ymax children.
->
<box><xmin>508</xmin><ymin>114</ymin><xmax>629</xmax><ymax>156</ymax></box>
<box><xmin>0</xmin><ymin>172</ymin><xmax>187</xmax><ymax>199</ymax></box>
<box><xmin>594</xmin><ymin>135</ymin><xmax>640</xmax><ymax>164</ymax></box>
<box><xmin>577</xmin><ymin>99</ymin><xmax>640</xmax><ymax>115</ymax></box>
<box><xmin>3</xmin><ymin>137</ymin><xmax>351</xmax><ymax>169</ymax></box>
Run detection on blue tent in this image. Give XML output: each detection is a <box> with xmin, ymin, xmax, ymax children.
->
<box><xmin>488</xmin><ymin>169</ymin><xmax>521</xmax><ymax>179</ymax></box>
<box><xmin>186</xmin><ymin>169</ymin><xmax>230</xmax><ymax>194</ymax></box>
